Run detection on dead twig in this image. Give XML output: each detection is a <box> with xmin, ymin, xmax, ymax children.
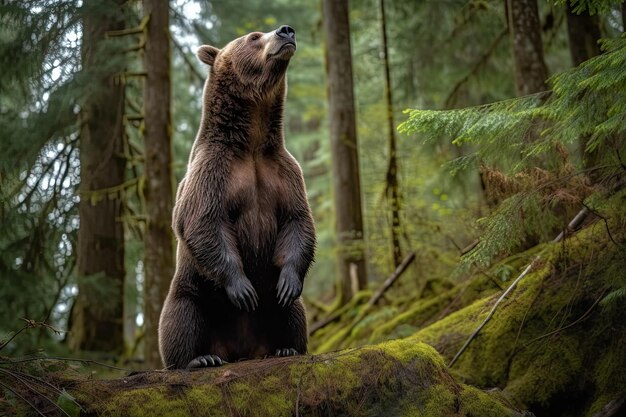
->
<box><xmin>2</xmin><ymin>357</ymin><xmax>130</xmax><ymax>372</ymax></box>
<box><xmin>581</xmin><ymin>201</ymin><xmax>619</xmax><ymax>246</ymax></box>
<box><xmin>0</xmin><ymin>368</ymin><xmax>71</xmax><ymax>417</ymax></box>
<box><xmin>448</xmin><ymin>206</ymin><xmax>590</xmax><ymax>368</ymax></box>
<box><xmin>0</xmin><ymin>319</ymin><xmax>64</xmax><ymax>352</ymax></box>
<box><xmin>309</xmin><ymin>313</ymin><xmax>342</xmax><ymax>336</ymax></box>
<box><xmin>0</xmin><ymin>379</ymin><xmax>46</xmax><ymax>417</ymax></box>
<box><xmin>524</xmin><ymin>288</ymin><xmax>607</xmax><ymax>346</ymax></box>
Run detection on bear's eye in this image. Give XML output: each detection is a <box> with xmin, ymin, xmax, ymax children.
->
<box><xmin>249</xmin><ymin>33</ymin><xmax>262</xmax><ymax>41</ymax></box>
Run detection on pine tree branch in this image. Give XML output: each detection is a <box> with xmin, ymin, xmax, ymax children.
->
<box><xmin>106</xmin><ymin>15</ymin><xmax>149</xmax><ymax>38</ymax></box>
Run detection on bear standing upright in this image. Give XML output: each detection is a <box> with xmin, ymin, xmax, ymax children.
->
<box><xmin>158</xmin><ymin>25</ymin><xmax>316</xmax><ymax>369</ymax></box>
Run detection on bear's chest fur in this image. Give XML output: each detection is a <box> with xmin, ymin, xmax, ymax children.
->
<box><xmin>226</xmin><ymin>154</ymin><xmax>286</xmax><ymax>263</ymax></box>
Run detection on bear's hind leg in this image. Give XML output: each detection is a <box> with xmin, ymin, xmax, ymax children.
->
<box><xmin>159</xmin><ymin>295</ymin><xmax>225</xmax><ymax>369</ymax></box>
<box><xmin>272</xmin><ymin>297</ymin><xmax>308</xmax><ymax>357</ymax></box>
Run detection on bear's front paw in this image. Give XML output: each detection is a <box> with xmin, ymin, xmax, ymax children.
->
<box><xmin>276</xmin><ymin>267</ymin><xmax>302</xmax><ymax>307</ymax></box>
<box><xmin>186</xmin><ymin>354</ymin><xmax>226</xmax><ymax>368</ymax></box>
<box><xmin>225</xmin><ymin>276</ymin><xmax>259</xmax><ymax>312</ymax></box>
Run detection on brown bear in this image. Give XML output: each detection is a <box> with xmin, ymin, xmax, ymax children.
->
<box><xmin>158</xmin><ymin>25</ymin><xmax>316</xmax><ymax>369</ymax></box>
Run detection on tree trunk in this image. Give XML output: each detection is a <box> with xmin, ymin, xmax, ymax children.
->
<box><xmin>322</xmin><ymin>0</ymin><xmax>368</xmax><ymax>304</ymax></box>
<box><xmin>565</xmin><ymin>4</ymin><xmax>602</xmax><ymax>180</ymax></box>
<box><xmin>142</xmin><ymin>0</ymin><xmax>175</xmax><ymax>369</ymax></box>
<box><xmin>566</xmin><ymin>4</ymin><xmax>601</xmax><ymax>67</ymax></box>
<box><xmin>506</xmin><ymin>0</ymin><xmax>549</xmax><ymax>96</ymax></box>
<box><xmin>480</xmin><ymin>0</ymin><xmax>550</xmax><ymax>209</ymax></box>
<box><xmin>69</xmin><ymin>0</ymin><xmax>126</xmax><ymax>353</ymax></box>
<box><xmin>380</xmin><ymin>0</ymin><xmax>403</xmax><ymax>268</ymax></box>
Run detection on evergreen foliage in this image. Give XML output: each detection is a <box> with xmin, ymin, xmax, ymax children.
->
<box><xmin>0</xmin><ymin>0</ymin><xmax>135</xmax><ymax>352</ymax></box>
<box><xmin>1</xmin><ymin>0</ymin><xmax>83</xmax><ymax>351</ymax></box>
<box><xmin>399</xmin><ymin>34</ymin><xmax>626</xmax><ymax>270</ymax></box>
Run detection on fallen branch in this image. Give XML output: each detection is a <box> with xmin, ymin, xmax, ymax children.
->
<box><xmin>308</xmin><ymin>291</ymin><xmax>372</xmax><ymax>336</ymax></box>
<box><xmin>332</xmin><ymin>252</ymin><xmax>416</xmax><ymax>346</ymax></box>
<box><xmin>310</xmin><ymin>253</ymin><xmax>415</xmax><ymax>338</ymax></box>
<box><xmin>448</xmin><ymin>206</ymin><xmax>590</xmax><ymax>368</ymax></box>
<box><xmin>366</xmin><ymin>252</ymin><xmax>416</xmax><ymax>309</ymax></box>
<box><xmin>2</xmin><ymin>357</ymin><xmax>130</xmax><ymax>372</ymax></box>
<box><xmin>592</xmin><ymin>398</ymin><xmax>626</xmax><ymax>417</ymax></box>
<box><xmin>309</xmin><ymin>313</ymin><xmax>342</xmax><ymax>335</ymax></box>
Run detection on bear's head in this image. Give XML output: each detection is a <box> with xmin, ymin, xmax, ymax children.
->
<box><xmin>197</xmin><ymin>25</ymin><xmax>296</xmax><ymax>101</ymax></box>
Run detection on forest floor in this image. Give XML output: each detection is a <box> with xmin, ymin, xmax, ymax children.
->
<box><xmin>1</xmin><ymin>194</ymin><xmax>625</xmax><ymax>417</ymax></box>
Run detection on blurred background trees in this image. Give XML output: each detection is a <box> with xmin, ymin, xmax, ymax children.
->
<box><xmin>0</xmin><ymin>0</ymin><xmax>624</xmax><ymax>376</ymax></box>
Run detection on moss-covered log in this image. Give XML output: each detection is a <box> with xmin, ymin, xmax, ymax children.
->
<box><xmin>410</xmin><ymin>225</ymin><xmax>626</xmax><ymax>417</ymax></box>
<box><xmin>307</xmin><ymin>195</ymin><xmax>626</xmax><ymax>417</ymax></box>
<box><xmin>2</xmin><ymin>340</ymin><xmax>528</xmax><ymax>416</ymax></box>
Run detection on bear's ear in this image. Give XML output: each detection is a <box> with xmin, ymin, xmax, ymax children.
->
<box><xmin>197</xmin><ymin>45</ymin><xmax>220</xmax><ymax>66</ymax></box>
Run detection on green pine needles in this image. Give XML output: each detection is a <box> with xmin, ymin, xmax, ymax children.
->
<box><xmin>399</xmin><ymin>35</ymin><xmax>626</xmax><ymax>271</ymax></box>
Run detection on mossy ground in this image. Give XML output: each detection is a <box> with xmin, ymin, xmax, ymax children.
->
<box><xmin>409</xmin><ymin>224</ymin><xmax>626</xmax><ymax>417</ymax></box>
<box><xmin>1</xmin><ymin>340</ymin><xmax>526</xmax><ymax>416</ymax></box>
<box><xmin>310</xmin><ymin>203</ymin><xmax>626</xmax><ymax>417</ymax></box>
<box><xmin>3</xmin><ymin>197</ymin><xmax>624</xmax><ymax>416</ymax></box>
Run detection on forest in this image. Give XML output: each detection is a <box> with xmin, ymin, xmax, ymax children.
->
<box><xmin>1</xmin><ymin>0</ymin><xmax>625</xmax><ymax>416</ymax></box>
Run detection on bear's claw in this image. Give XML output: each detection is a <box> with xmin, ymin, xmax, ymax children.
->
<box><xmin>186</xmin><ymin>354</ymin><xmax>226</xmax><ymax>368</ymax></box>
<box><xmin>276</xmin><ymin>268</ymin><xmax>302</xmax><ymax>307</ymax></box>
<box><xmin>275</xmin><ymin>348</ymin><xmax>299</xmax><ymax>357</ymax></box>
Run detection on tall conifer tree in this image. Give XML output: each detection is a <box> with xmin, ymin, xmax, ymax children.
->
<box><xmin>142</xmin><ymin>0</ymin><xmax>174</xmax><ymax>368</ymax></box>
<box><xmin>322</xmin><ymin>0</ymin><xmax>368</xmax><ymax>303</ymax></box>
<box><xmin>69</xmin><ymin>0</ymin><xmax>126</xmax><ymax>353</ymax></box>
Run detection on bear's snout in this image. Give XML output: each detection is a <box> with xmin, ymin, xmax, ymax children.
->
<box><xmin>275</xmin><ymin>25</ymin><xmax>296</xmax><ymax>41</ymax></box>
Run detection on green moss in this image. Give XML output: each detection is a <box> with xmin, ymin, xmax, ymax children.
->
<box><xmin>415</xmin><ymin>383</ymin><xmax>458</xmax><ymax>416</ymax></box>
<box><xmin>507</xmin><ymin>334</ymin><xmax>583</xmax><ymax>405</ymax></box>
<box><xmin>370</xmin><ymin>339</ymin><xmax>446</xmax><ymax>369</ymax></box>
<box><xmin>101</xmin><ymin>387</ymin><xmax>189</xmax><ymax>417</ymax></box>
<box><xmin>459</xmin><ymin>385</ymin><xmax>519</xmax><ymax>417</ymax></box>
<box><xmin>186</xmin><ymin>386</ymin><xmax>226</xmax><ymax>417</ymax></box>
<box><xmin>402</xmin><ymin>223</ymin><xmax>626</xmax><ymax>416</ymax></box>
<box><xmin>369</xmin><ymin>292</ymin><xmax>455</xmax><ymax>344</ymax></box>
<box><xmin>586</xmin><ymin>332</ymin><xmax>626</xmax><ymax>416</ymax></box>
<box><xmin>229</xmin><ymin>376</ymin><xmax>293</xmax><ymax>417</ymax></box>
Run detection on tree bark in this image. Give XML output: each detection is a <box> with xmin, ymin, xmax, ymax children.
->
<box><xmin>70</xmin><ymin>0</ymin><xmax>126</xmax><ymax>353</ymax></box>
<box><xmin>566</xmin><ymin>4</ymin><xmax>601</xmax><ymax>67</ymax></box>
<box><xmin>480</xmin><ymin>0</ymin><xmax>549</xmax><ymax>208</ymax></box>
<box><xmin>322</xmin><ymin>0</ymin><xmax>368</xmax><ymax>303</ymax></box>
<box><xmin>380</xmin><ymin>0</ymin><xmax>403</xmax><ymax>267</ymax></box>
<box><xmin>565</xmin><ymin>4</ymin><xmax>602</xmax><ymax>180</ymax></box>
<box><xmin>142</xmin><ymin>0</ymin><xmax>175</xmax><ymax>368</ymax></box>
<box><xmin>506</xmin><ymin>0</ymin><xmax>549</xmax><ymax>96</ymax></box>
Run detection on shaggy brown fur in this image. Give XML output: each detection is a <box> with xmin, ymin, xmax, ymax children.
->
<box><xmin>159</xmin><ymin>26</ymin><xmax>315</xmax><ymax>369</ymax></box>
